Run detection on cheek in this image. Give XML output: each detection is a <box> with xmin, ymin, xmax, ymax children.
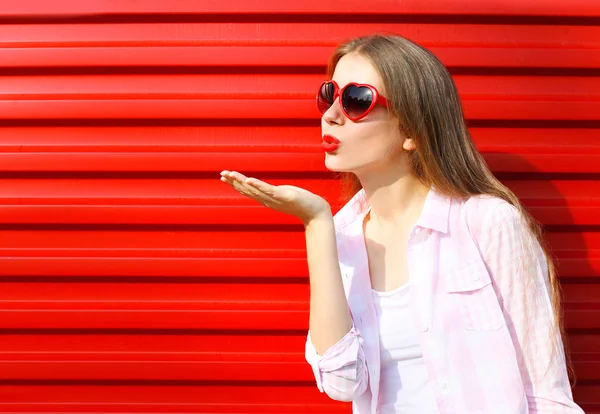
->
<box><xmin>353</xmin><ymin>124</ymin><xmax>400</xmax><ymax>157</ymax></box>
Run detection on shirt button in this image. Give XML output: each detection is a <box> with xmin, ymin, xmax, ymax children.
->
<box><xmin>474</xmin><ymin>274</ymin><xmax>480</xmax><ymax>281</ymax></box>
<box><xmin>414</xmin><ymin>227</ymin><xmax>421</xmax><ymax>235</ymax></box>
<box><xmin>421</xmin><ymin>323</ymin><xmax>429</xmax><ymax>332</ymax></box>
<box><xmin>441</xmin><ymin>381</ymin><xmax>448</xmax><ymax>389</ymax></box>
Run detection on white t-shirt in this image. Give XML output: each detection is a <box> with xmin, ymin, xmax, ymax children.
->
<box><xmin>372</xmin><ymin>283</ymin><xmax>439</xmax><ymax>413</ymax></box>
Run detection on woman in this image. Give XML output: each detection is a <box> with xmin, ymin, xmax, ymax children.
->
<box><xmin>220</xmin><ymin>34</ymin><xmax>583</xmax><ymax>413</ymax></box>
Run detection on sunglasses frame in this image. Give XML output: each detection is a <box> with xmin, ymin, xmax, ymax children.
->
<box><xmin>317</xmin><ymin>80</ymin><xmax>390</xmax><ymax>121</ymax></box>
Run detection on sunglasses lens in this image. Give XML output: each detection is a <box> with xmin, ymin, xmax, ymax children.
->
<box><xmin>342</xmin><ymin>85</ymin><xmax>374</xmax><ymax>119</ymax></box>
<box><xmin>317</xmin><ymin>82</ymin><xmax>335</xmax><ymax>114</ymax></box>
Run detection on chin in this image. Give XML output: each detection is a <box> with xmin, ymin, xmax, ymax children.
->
<box><xmin>324</xmin><ymin>154</ymin><xmax>341</xmax><ymax>171</ymax></box>
<box><xmin>324</xmin><ymin>154</ymin><xmax>353</xmax><ymax>173</ymax></box>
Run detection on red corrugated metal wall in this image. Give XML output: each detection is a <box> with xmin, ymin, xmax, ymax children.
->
<box><xmin>0</xmin><ymin>1</ymin><xmax>599</xmax><ymax>412</ymax></box>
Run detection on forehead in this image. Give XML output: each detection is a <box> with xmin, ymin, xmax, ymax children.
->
<box><xmin>331</xmin><ymin>53</ymin><xmax>384</xmax><ymax>92</ymax></box>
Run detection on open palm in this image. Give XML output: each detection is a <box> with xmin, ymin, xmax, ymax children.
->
<box><xmin>220</xmin><ymin>170</ymin><xmax>331</xmax><ymax>224</ymax></box>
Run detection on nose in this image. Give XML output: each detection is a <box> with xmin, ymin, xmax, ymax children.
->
<box><xmin>322</xmin><ymin>96</ymin><xmax>345</xmax><ymax>126</ymax></box>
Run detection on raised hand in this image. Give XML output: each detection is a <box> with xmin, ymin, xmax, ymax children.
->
<box><xmin>220</xmin><ymin>170</ymin><xmax>332</xmax><ymax>225</ymax></box>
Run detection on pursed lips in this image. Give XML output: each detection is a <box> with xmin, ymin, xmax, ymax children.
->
<box><xmin>322</xmin><ymin>134</ymin><xmax>341</xmax><ymax>152</ymax></box>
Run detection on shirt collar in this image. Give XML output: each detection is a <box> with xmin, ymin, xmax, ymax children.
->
<box><xmin>335</xmin><ymin>186</ymin><xmax>452</xmax><ymax>234</ymax></box>
<box><xmin>416</xmin><ymin>187</ymin><xmax>451</xmax><ymax>234</ymax></box>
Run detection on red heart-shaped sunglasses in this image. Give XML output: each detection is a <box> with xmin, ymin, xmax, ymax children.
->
<box><xmin>316</xmin><ymin>80</ymin><xmax>390</xmax><ymax>121</ymax></box>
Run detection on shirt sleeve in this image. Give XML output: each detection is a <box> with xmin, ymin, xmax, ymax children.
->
<box><xmin>477</xmin><ymin>201</ymin><xmax>584</xmax><ymax>413</ymax></box>
<box><xmin>304</xmin><ymin>325</ymin><xmax>369</xmax><ymax>402</ymax></box>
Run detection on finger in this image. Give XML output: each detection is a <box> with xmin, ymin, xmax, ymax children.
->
<box><xmin>223</xmin><ymin>171</ymin><xmax>246</xmax><ymax>188</ymax></box>
<box><xmin>244</xmin><ymin>184</ymin><xmax>277</xmax><ymax>204</ymax></box>
<box><xmin>220</xmin><ymin>172</ymin><xmax>236</xmax><ymax>184</ymax></box>
<box><xmin>221</xmin><ymin>177</ymin><xmax>242</xmax><ymax>195</ymax></box>
<box><xmin>244</xmin><ymin>177</ymin><xmax>277</xmax><ymax>198</ymax></box>
<box><xmin>219</xmin><ymin>170</ymin><xmax>238</xmax><ymax>183</ymax></box>
<box><xmin>228</xmin><ymin>171</ymin><xmax>248</xmax><ymax>183</ymax></box>
<box><xmin>241</xmin><ymin>178</ymin><xmax>282</xmax><ymax>206</ymax></box>
<box><xmin>236</xmin><ymin>180</ymin><xmax>280</xmax><ymax>208</ymax></box>
<box><xmin>227</xmin><ymin>176</ymin><xmax>270</xmax><ymax>202</ymax></box>
<box><xmin>221</xmin><ymin>174</ymin><xmax>248</xmax><ymax>191</ymax></box>
<box><xmin>226</xmin><ymin>172</ymin><xmax>274</xmax><ymax>199</ymax></box>
<box><xmin>228</xmin><ymin>176</ymin><xmax>250</xmax><ymax>193</ymax></box>
<box><xmin>221</xmin><ymin>172</ymin><xmax>278</xmax><ymax>205</ymax></box>
<box><xmin>240</xmin><ymin>182</ymin><xmax>277</xmax><ymax>205</ymax></box>
<box><xmin>221</xmin><ymin>174</ymin><xmax>243</xmax><ymax>190</ymax></box>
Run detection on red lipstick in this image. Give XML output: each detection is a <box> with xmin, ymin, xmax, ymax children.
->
<box><xmin>322</xmin><ymin>134</ymin><xmax>341</xmax><ymax>152</ymax></box>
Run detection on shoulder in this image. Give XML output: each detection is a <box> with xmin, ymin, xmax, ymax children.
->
<box><xmin>461</xmin><ymin>194</ymin><xmax>522</xmax><ymax>240</ymax></box>
<box><xmin>463</xmin><ymin>193</ymin><xmax>517</xmax><ymax>218</ymax></box>
<box><xmin>458</xmin><ymin>196</ymin><xmax>539</xmax><ymax>268</ymax></box>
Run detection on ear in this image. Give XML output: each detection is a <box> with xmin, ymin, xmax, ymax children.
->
<box><xmin>402</xmin><ymin>137</ymin><xmax>416</xmax><ymax>151</ymax></box>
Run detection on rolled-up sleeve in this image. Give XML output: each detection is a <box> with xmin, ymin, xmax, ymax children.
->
<box><xmin>304</xmin><ymin>325</ymin><xmax>369</xmax><ymax>402</ymax></box>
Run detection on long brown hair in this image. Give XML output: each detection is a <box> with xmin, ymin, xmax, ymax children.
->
<box><xmin>328</xmin><ymin>34</ymin><xmax>571</xmax><ymax>382</ymax></box>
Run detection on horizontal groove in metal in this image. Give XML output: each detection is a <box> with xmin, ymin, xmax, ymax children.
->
<box><xmin>0</xmin><ymin>74</ymin><xmax>600</xmax><ymax>98</ymax></box>
<box><xmin>3</xmin><ymin>281</ymin><xmax>596</xmax><ymax>303</ymax></box>
<box><xmin>0</xmin><ymin>75</ymin><xmax>599</xmax><ymax>120</ymax></box>
<box><xmin>1</xmin><ymin>127</ymin><xmax>599</xmax><ymax>174</ymax></box>
<box><xmin>0</xmin><ymin>179</ymin><xmax>598</xmax><ymax>225</ymax></box>
<box><xmin>0</xmin><ymin>231</ymin><xmax>597</xmax><ymax>277</ymax></box>
<box><xmin>0</xmin><ymin>334</ymin><xmax>597</xmax><ymax>381</ymax></box>
<box><xmin>0</xmin><ymin>357</ymin><xmax>598</xmax><ymax>384</ymax></box>
<box><xmin>2</xmin><ymin>74</ymin><xmax>598</xmax><ymax>99</ymax></box>
<box><xmin>2</xmin><ymin>99</ymin><xmax>599</xmax><ymax>121</ymax></box>
<box><xmin>0</xmin><ymin>384</ymin><xmax>346</xmax><ymax>412</ymax></box>
<box><xmin>2</xmin><ymin>100</ymin><xmax>600</xmax><ymax>120</ymax></box>
<box><xmin>0</xmin><ymin>385</ymin><xmax>597</xmax><ymax>413</ymax></box>
<box><xmin>0</xmin><ymin>258</ymin><xmax>597</xmax><ymax>279</ymax></box>
<box><xmin>3</xmin><ymin>22</ymin><xmax>600</xmax><ymax>69</ymax></box>
<box><xmin>2</xmin><ymin>0</ymin><xmax>600</xmax><ymax>17</ymax></box>
<box><xmin>4</xmin><ymin>46</ymin><xmax>600</xmax><ymax>69</ymax></box>
<box><xmin>1</xmin><ymin>332</ymin><xmax>597</xmax><ymax>353</ymax></box>
<box><xmin>0</xmin><ymin>53</ymin><xmax>583</xmax><ymax>78</ymax></box>
<box><xmin>2</xmin><ymin>23</ymin><xmax>600</xmax><ymax>45</ymax></box>
<box><xmin>0</xmin><ymin>283</ymin><xmax>597</xmax><ymax>329</ymax></box>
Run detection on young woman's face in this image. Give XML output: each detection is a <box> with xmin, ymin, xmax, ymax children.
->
<box><xmin>320</xmin><ymin>53</ymin><xmax>410</xmax><ymax>174</ymax></box>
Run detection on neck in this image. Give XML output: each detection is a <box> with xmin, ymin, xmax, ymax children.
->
<box><xmin>356</xmin><ymin>167</ymin><xmax>430</xmax><ymax>227</ymax></box>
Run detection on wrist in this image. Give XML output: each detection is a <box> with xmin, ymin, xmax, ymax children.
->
<box><xmin>303</xmin><ymin>210</ymin><xmax>333</xmax><ymax>228</ymax></box>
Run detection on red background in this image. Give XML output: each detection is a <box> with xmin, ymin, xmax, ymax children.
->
<box><xmin>0</xmin><ymin>0</ymin><xmax>598</xmax><ymax>412</ymax></box>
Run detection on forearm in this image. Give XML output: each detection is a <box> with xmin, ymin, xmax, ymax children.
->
<box><xmin>305</xmin><ymin>214</ymin><xmax>353</xmax><ymax>355</ymax></box>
